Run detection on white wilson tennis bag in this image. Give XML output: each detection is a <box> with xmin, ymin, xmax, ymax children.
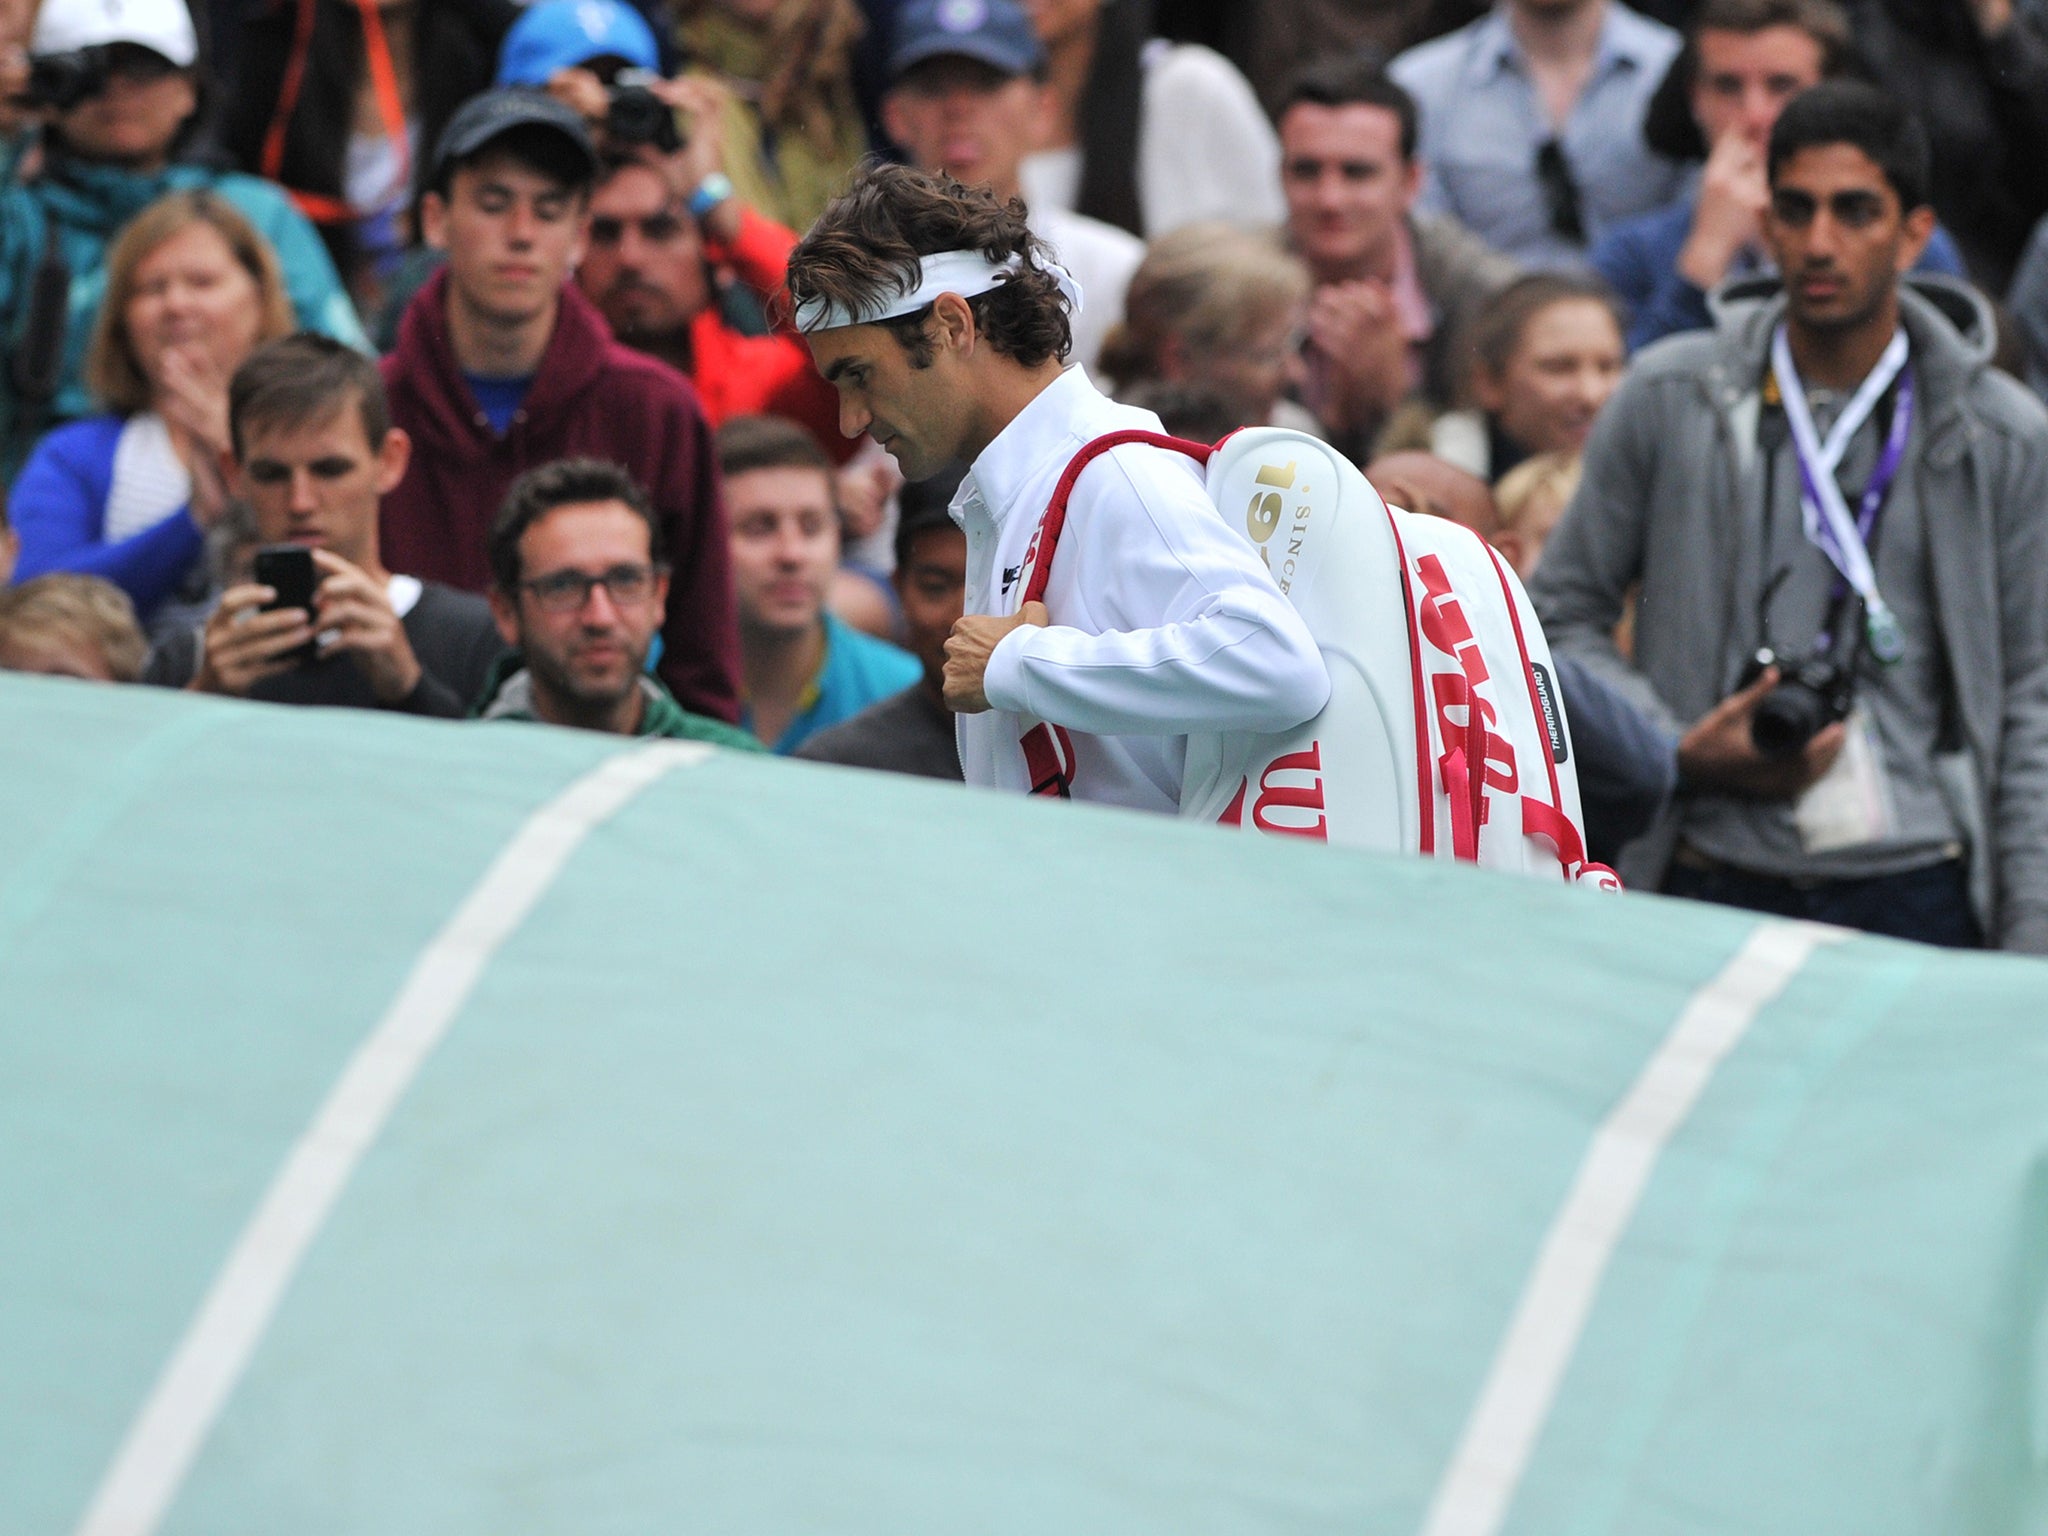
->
<box><xmin>1177</xmin><ymin>428</ymin><xmax>1618</xmax><ymax>886</ymax></box>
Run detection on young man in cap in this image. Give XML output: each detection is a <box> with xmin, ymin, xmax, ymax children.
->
<box><xmin>0</xmin><ymin>0</ymin><xmax>364</xmax><ymax>482</ymax></box>
<box><xmin>1532</xmin><ymin>82</ymin><xmax>2048</xmax><ymax>949</ymax></box>
<box><xmin>879</xmin><ymin>0</ymin><xmax>1139</xmax><ymax>373</ymax></box>
<box><xmin>788</xmin><ymin>163</ymin><xmax>1327</xmax><ymax>812</ymax></box>
<box><xmin>508</xmin><ymin>0</ymin><xmax>846</xmax><ymax>451</ymax></box>
<box><xmin>379</xmin><ymin>88</ymin><xmax>743</xmax><ymax>724</ymax></box>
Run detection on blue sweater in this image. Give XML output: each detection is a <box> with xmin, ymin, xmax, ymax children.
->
<box><xmin>746</xmin><ymin>612</ymin><xmax>923</xmax><ymax>755</ymax></box>
<box><xmin>1591</xmin><ymin>192</ymin><xmax>1967</xmax><ymax>353</ymax></box>
<box><xmin>9</xmin><ymin>414</ymin><xmax>204</xmax><ymax>620</ymax></box>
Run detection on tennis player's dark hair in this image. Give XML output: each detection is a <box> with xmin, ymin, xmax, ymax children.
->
<box><xmin>787</xmin><ymin>162</ymin><xmax>1072</xmax><ymax>369</ymax></box>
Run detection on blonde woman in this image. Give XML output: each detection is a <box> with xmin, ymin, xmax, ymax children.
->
<box><xmin>9</xmin><ymin>190</ymin><xmax>294</xmax><ymax>633</ymax></box>
<box><xmin>1099</xmin><ymin>221</ymin><xmax>1319</xmax><ymax>437</ymax></box>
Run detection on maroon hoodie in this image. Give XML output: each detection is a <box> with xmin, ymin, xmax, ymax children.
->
<box><xmin>380</xmin><ymin>270</ymin><xmax>742</xmax><ymax>724</ymax></box>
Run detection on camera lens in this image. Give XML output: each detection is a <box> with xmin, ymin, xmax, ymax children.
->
<box><xmin>1750</xmin><ymin>681</ymin><xmax>1829</xmax><ymax>760</ymax></box>
<box><xmin>605</xmin><ymin>86</ymin><xmax>682</xmax><ymax>154</ymax></box>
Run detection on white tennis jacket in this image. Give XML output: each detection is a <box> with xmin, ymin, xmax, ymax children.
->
<box><xmin>954</xmin><ymin>367</ymin><xmax>1330</xmax><ymax>812</ymax></box>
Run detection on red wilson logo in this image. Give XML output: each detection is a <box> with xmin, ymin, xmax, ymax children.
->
<box><xmin>1218</xmin><ymin>740</ymin><xmax>1329</xmax><ymax>840</ymax></box>
<box><xmin>1414</xmin><ymin>554</ymin><xmax>1517</xmax><ymax>855</ymax></box>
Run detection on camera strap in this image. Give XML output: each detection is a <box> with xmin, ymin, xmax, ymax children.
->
<box><xmin>260</xmin><ymin>0</ymin><xmax>411</xmax><ymax>227</ymax></box>
<box><xmin>1770</xmin><ymin>324</ymin><xmax>1912</xmax><ymax>664</ymax></box>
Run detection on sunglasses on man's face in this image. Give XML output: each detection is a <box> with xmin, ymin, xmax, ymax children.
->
<box><xmin>1535</xmin><ymin>138</ymin><xmax>1586</xmax><ymax>246</ymax></box>
<box><xmin>588</xmin><ymin>210</ymin><xmax>690</xmax><ymax>246</ymax></box>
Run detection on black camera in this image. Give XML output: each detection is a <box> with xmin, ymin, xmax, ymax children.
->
<box><xmin>1737</xmin><ymin>646</ymin><xmax>1855</xmax><ymax>760</ymax></box>
<box><xmin>17</xmin><ymin>46</ymin><xmax>113</xmax><ymax>112</ymax></box>
<box><xmin>605</xmin><ymin>71</ymin><xmax>683</xmax><ymax>155</ymax></box>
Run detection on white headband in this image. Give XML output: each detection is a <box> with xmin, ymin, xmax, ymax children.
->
<box><xmin>793</xmin><ymin>248</ymin><xmax>1085</xmax><ymax>334</ymax></box>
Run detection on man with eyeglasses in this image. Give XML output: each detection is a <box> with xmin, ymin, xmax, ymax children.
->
<box><xmin>0</xmin><ymin>0</ymin><xmax>365</xmax><ymax>485</ymax></box>
<box><xmin>478</xmin><ymin>456</ymin><xmax>763</xmax><ymax>747</ymax></box>
<box><xmin>379</xmin><ymin>89</ymin><xmax>744</xmax><ymax>725</ymax></box>
<box><xmin>1389</xmin><ymin>0</ymin><xmax>1685</xmax><ymax>268</ymax></box>
<box><xmin>156</xmin><ymin>334</ymin><xmax>506</xmax><ymax>716</ymax></box>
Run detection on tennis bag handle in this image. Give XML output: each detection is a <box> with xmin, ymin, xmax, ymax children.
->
<box><xmin>1015</xmin><ymin>430</ymin><xmax>1218</xmax><ymax>797</ymax></box>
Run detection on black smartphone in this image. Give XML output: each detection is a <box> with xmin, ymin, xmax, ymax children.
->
<box><xmin>253</xmin><ymin>544</ymin><xmax>319</xmax><ymax>666</ymax></box>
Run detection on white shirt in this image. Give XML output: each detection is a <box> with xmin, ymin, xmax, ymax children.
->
<box><xmin>1021</xmin><ymin>41</ymin><xmax>1284</xmax><ymax>238</ymax></box>
<box><xmin>955</xmin><ymin>367</ymin><xmax>1329</xmax><ymax>812</ymax></box>
<box><xmin>1032</xmin><ymin>205</ymin><xmax>1142</xmax><ymax>373</ymax></box>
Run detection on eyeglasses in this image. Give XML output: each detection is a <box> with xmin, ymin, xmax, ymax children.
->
<box><xmin>520</xmin><ymin>562</ymin><xmax>666</xmax><ymax>613</ymax></box>
<box><xmin>1535</xmin><ymin>139</ymin><xmax>1586</xmax><ymax>246</ymax></box>
<box><xmin>589</xmin><ymin>210</ymin><xmax>688</xmax><ymax>246</ymax></box>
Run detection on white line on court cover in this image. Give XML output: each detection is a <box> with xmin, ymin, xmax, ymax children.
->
<box><xmin>1416</xmin><ymin>918</ymin><xmax>1847</xmax><ymax>1536</ymax></box>
<box><xmin>72</xmin><ymin>739</ymin><xmax>711</xmax><ymax>1536</ymax></box>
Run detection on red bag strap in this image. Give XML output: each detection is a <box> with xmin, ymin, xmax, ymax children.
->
<box><xmin>1018</xmin><ymin>430</ymin><xmax>1216</xmax><ymax>608</ymax></box>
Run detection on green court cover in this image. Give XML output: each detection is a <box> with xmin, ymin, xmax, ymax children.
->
<box><xmin>3</xmin><ymin>672</ymin><xmax>2044</xmax><ymax>1535</ymax></box>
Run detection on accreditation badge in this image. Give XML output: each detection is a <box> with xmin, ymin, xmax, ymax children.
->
<box><xmin>1793</xmin><ymin>707</ymin><xmax>1896</xmax><ymax>854</ymax></box>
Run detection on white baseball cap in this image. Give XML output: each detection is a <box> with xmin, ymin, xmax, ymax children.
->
<box><xmin>31</xmin><ymin>0</ymin><xmax>200</xmax><ymax>67</ymax></box>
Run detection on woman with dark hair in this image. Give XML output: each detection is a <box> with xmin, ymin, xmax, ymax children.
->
<box><xmin>9</xmin><ymin>191</ymin><xmax>296</xmax><ymax>634</ymax></box>
<box><xmin>217</xmin><ymin>0</ymin><xmax>516</xmax><ymax>314</ymax></box>
<box><xmin>1018</xmin><ymin>0</ymin><xmax>1282</xmax><ymax>238</ymax></box>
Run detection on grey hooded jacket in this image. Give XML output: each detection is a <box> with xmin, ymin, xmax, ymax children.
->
<box><xmin>1529</xmin><ymin>275</ymin><xmax>2048</xmax><ymax>951</ymax></box>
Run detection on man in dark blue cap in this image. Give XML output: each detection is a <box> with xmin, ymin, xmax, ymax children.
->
<box><xmin>879</xmin><ymin>0</ymin><xmax>1140</xmax><ymax>372</ymax></box>
<box><xmin>377</xmin><ymin>89</ymin><xmax>744</xmax><ymax>724</ymax></box>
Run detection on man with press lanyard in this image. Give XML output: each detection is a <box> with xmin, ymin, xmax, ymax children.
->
<box><xmin>1531</xmin><ymin>80</ymin><xmax>2048</xmax><ymax>950</ymax></box>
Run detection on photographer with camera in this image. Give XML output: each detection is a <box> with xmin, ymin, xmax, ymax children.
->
<box><xmin>1532</xmin><ymin>81</ymin><xmax>2048</xmax><ymax>951</ymax></box>
<box><xmin>0</xmin><ymin>0</ymin><xmax>367</xmax><ymax>486</ymax></box>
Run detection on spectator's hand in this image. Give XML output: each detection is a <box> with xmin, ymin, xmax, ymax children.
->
<box><xmin>1306</xmin><ymin>281</ymin><xmax>1410</xmax><ymax>433</ymax></box>
<box><xmin>836</xmin><ymin>456</ymin><xmax>901</xmax><ymax>542</ymax></box>
<box><xmin>648</xmin><ymin>75</ymin><xmax>729</xmax><ymax>192</ymax></box>
<box><xmin>309</xmin><ymin>549</ymin><xmax>422</xmax><ymax>703</ymax></box>
<box><xmin>191</xmin><ymin>583</ymin><xmax>313</xmax><ymax>696</ymax></box>
<box><xmin>157</xmin><ymin>344</ymin><xmax>234</xmax><ymax>527</ymax></box>
<box><xmin>1676</xmin><ymin>667</ymin><xmax>1845</xmax><ymax>798</ymax></box>
<box><xmin>1677</xmin><ymin>130</ymin><xmax>1769</xmax><ymax>294</ymax></box>
<box><xmin>944</xmin><ymin>601</ymin><xmax>1048</xmax><ymax>713</ymax></box>
<box><xmin>544</xmin><ymin>65</ymin><xmax>610</xmax><ymax>127</ymax></box>
<box><xmin>642</xmin><ymin>74</ymin><xmax>741</xmax><ymax>241</ymax></box>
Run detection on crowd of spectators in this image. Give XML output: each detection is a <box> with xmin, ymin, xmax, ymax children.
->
<box><xmin>4</xmin><ymin>0</ymin><xmax>2048</xmax><ymax>951</ymax></box>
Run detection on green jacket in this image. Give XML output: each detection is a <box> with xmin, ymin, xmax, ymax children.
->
<box><xmin>0</xmin><ymin>150</ymin><xmax>369</xmax><ymax>483</ymax></box>
<box><xmin>476</xmin><ymin>656</ymin><xmax>765</xmax><ymax>752</ymax></box>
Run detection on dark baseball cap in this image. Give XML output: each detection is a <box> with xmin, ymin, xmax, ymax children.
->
<box><xmin>889</xmin><ymin>0</ymin><xmax>1045</xmax><ymax>82</ymax></box>
<box><xmin>430</xmin><ymin>89</ymin><xmax>599</xmax><ymax>191</ymax></box>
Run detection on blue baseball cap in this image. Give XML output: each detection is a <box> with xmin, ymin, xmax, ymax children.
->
<box><xmin>888</xmin><ymin>0</ymin><xmax>1045</xmax><ymax>82</ymax></box>
<box><xmin>495</xmin><ymin>0</ymin><xmax>660</xmax><ymax>88</ymax></box>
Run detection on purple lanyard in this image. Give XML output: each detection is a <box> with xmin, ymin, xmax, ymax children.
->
<box><xmin>1792</xmin><ymin>368</ymin><xmax>1914</xmax><ymax>656</ymax></box>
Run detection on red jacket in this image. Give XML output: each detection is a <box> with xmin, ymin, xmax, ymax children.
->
<box><xmin>687</xmin><ymin>208</ymin><xmax>846</xmax><ymax>458</ymax></box>
<box><xmin>379</xmin><ymin>271</ymin><xmax>742</xmax><ymax>724</ymax></box>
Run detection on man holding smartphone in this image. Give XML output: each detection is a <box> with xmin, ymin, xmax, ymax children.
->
<box><xmin>150</xmin><ymin>334</ymin><xmax>505</xmax><ymax>715</ymax></box>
